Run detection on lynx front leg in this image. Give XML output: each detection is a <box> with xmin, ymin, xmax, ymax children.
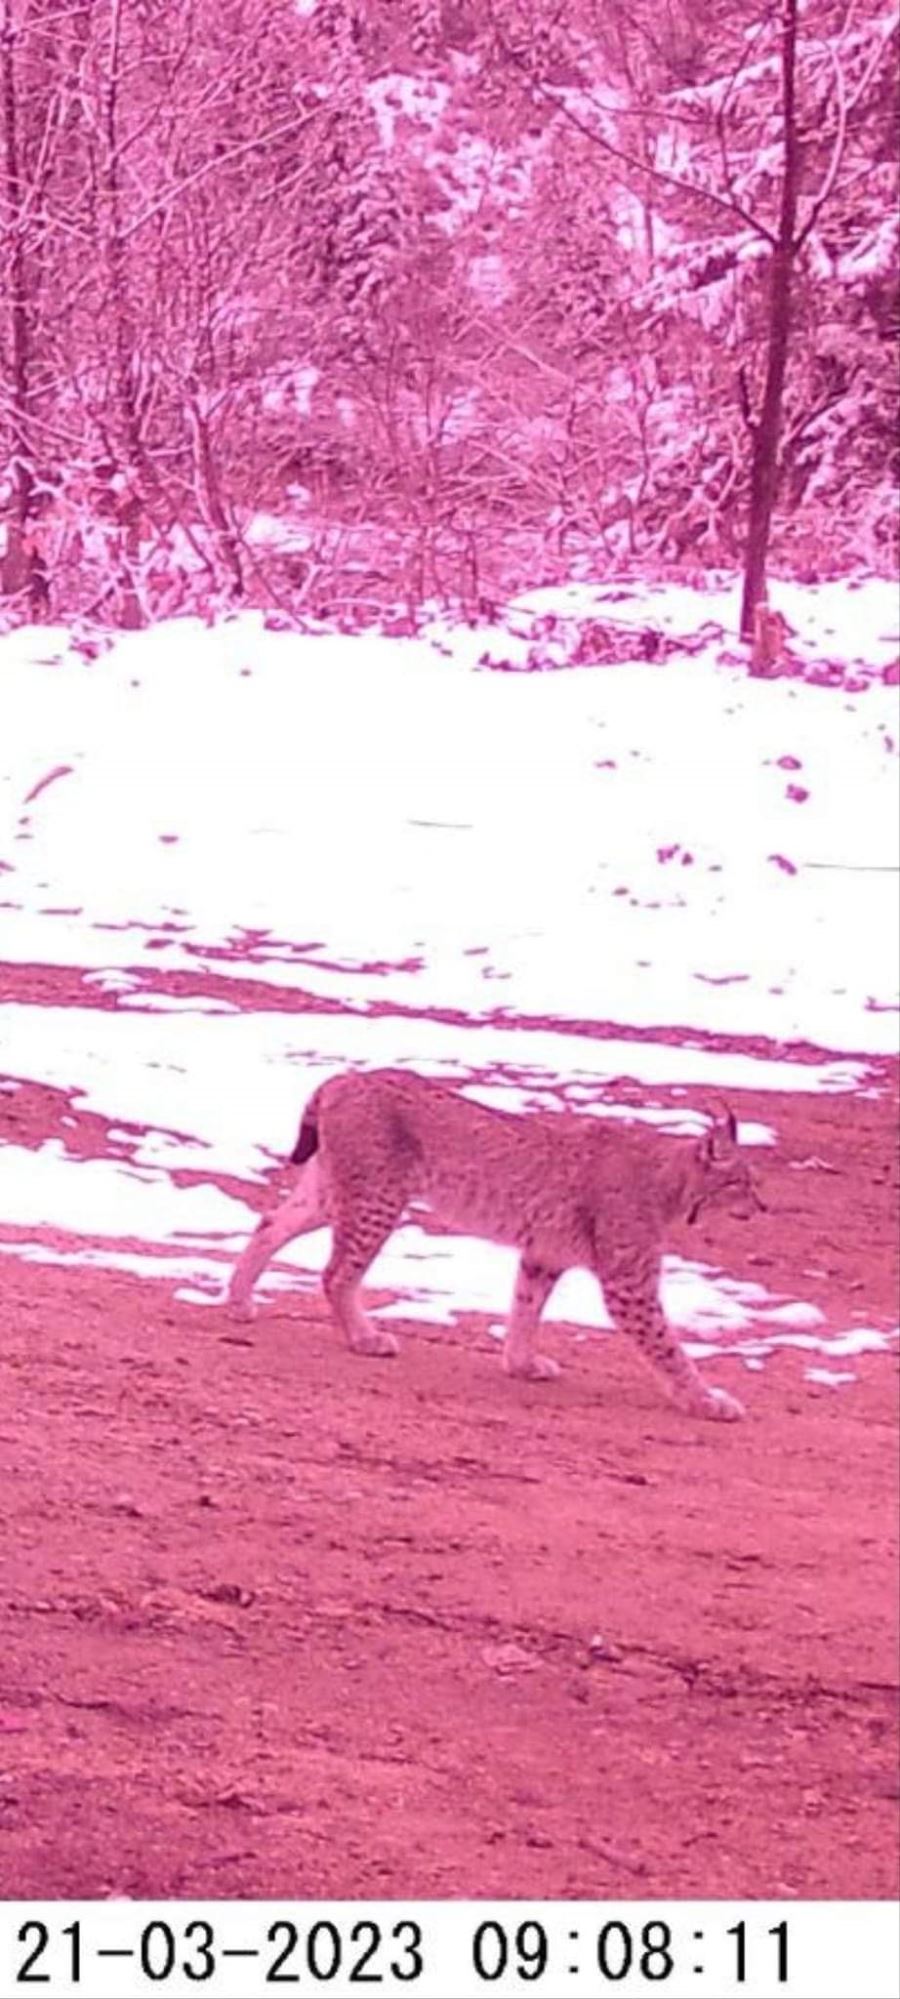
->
<box><xmin>503</xmin><ymin>1256</ymin><xmax>562</xmax><ymax>1381</ymax></box>
<box><xmin>602</xmin><ymin>1262</ymin><xmax>745</xmax><ymax>1421</ymax></box>
<box><xmin>227</xmin><ymin>1158</ymin><xmax>327</xmax><ymax>1317</ymax></box>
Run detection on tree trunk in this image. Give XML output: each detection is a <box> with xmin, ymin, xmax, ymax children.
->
<box><xmin>186</xmin><ymin>393</ymin><xmax>245</xmax><ymax>598</ymax></box>
<box><xmin>739</xmin><ymin>0</ymin><xmax>800</xmax><ymax>645</ymax></box>
<box><xmin>1</xmin><ymin>3</ymin><xmax>40</xmax><ymax>609</ymax></box>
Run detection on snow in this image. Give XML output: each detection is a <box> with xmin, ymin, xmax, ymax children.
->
<box><xmin>0</xmin><ymin>1003</ymin><xmax>870</xmax><ymax>1190</ymax></box>
<box><xmin>366</xmin><ymin>72</ymin><xmax>450</xmax><ymax>152</ymax></box>
<box><xmin>506</xmin><ymin>573</ymin><xmax>899</xmax><ymax>675</ymax></box>
<box><xmin>0</xmin><ymin>1139</ymin><xmax>247</xmax><ymax>1243</ymax></box>
<box><xmin>2</xmin><ymin>586</ymin><xmax>897</xmax><ymax>1050</ymax></box>
<box><xmin>1</xmin><ymin>577</ymin><xmax>897</xmax><ymax>1388</ymax></box>
<box><xmin>243</xmin><ymin>512</ymin><xmax>312</xmax><ymax>553</ymax></box>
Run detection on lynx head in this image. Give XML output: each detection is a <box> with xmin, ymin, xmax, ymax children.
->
<box><xmin>685</xmin><ymin>1107</ymin><xmax>763</xmax><ymax>1225</ymax></box>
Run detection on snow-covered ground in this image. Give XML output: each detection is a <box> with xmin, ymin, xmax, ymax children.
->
<box><xmin>1</xmin><ymin>577</ymin><xmax>897</xmax><ymax>1381</ymax></box>
<box><xmin>3</xmin><ymin>578</ymin><xmax>897</xmax><ymax>1046</ymax></box>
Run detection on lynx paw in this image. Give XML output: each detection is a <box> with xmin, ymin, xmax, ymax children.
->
<box><xmin>698</xmin><ymin>1385</ymin><xmax>746</xmax><ymax>1422</ymax></box>
<box><xmin>350</xmin><ymin>1325</ymin><xmax>400</xmax><ymax>1359</ymax></box>
<box><xmin>504</xmin><ymin>1350</ymin><xmax>561</xmax><ymax>1382</ymax></box>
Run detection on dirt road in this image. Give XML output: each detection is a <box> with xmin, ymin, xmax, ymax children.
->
<box><xmin>1</xmin><ymin>1016</ymin><xmax>897</xmax><ymax>1901</ymax></box>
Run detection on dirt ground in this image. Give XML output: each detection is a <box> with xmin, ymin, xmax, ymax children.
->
<box><xmin>0</xmin><ymin>972</ymin><xmax>898</xmax><ymax>1902</ymax></box>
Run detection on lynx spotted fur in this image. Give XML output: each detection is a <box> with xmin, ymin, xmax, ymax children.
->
<box><xmin>228</xmin><ymin>1068</ymin><xmax>761</xmax><ymax>1421</ymax></box>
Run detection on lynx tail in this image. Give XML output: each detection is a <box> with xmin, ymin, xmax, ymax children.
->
<box><xmin>290</xmin><ymin>1098</ymin><xmax>320</xmax><ymax>1166</ymax></box>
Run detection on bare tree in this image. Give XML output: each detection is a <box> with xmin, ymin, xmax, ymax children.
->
<box><xmin>0</xmin><ymin>0</ymin><xmax>59</xmax><ymax>611</ymax></box>
<box><xmin>488</xmin><ymin>0</ymin><xmax>891</xmax><ymax>621</ymax></box>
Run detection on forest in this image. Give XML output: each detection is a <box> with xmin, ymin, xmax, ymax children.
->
<box><xmin>1</xmin><ymin>0</ymin><xmax>897</xmax><ymax>633</ymax></box>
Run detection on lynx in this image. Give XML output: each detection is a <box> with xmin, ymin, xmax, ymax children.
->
<box><xmin>227</xmin><ymin>1068</ymin><xmax>762</xmax><ymax>1421</ymax></box>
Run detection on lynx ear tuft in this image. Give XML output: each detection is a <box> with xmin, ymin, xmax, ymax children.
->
<box><xmin>707</xmin><ymin>1100</ymin><xmax>738</xmax><ymax>1146</ymax></box>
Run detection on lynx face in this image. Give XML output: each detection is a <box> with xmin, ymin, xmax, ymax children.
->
<box><xmin>686</xmin><ymin>1111</ymin><xmax>763</xmax><ymax>1225</ymax></box>
<box><xmin>228</xmin><ymin>1069</ymin><xmax>761</xmax><ymax>1423</ymax></box>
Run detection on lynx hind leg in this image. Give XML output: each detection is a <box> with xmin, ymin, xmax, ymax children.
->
<box><xmin>322</xmin><ymin>1204</ymin><xmax>403</xmax><ymax>1359</ymax></box>
<box><xmin>227</xmin><ymin>1156</ymin><xmax>327</xmax><ymax>1317</ymax></box>
<box><xmin>602</xmin><ymin>1263</ymin><xmax>745</xmax><ymax>1421</ymax></box>
<box><xmin>503</xmin><ymin>1257</ymin><xmax>562</xmax><ymax>1381</ymax></box>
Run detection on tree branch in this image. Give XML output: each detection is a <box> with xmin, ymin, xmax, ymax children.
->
<box><xmin>492</xmin><ymin>19</ymin><xmax>778</xmax><ymax>246</ymax></box>
<box><xmin>795</xmin><ymin>37</ymin><xmax>847</xmax><ymax>249</ymax></box>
